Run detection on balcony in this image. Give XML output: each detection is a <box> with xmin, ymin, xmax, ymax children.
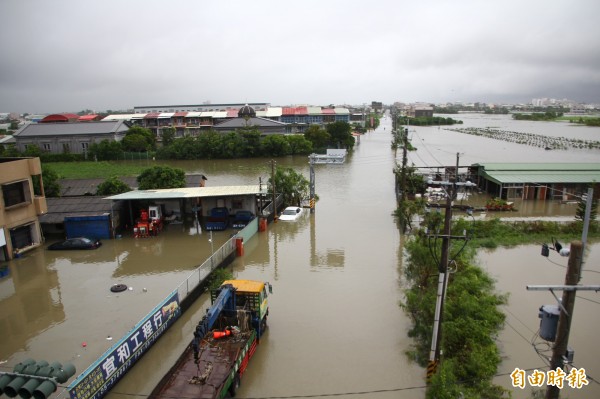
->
<box><xmin>34</xmin><ymin>196</ymin><xmax>47</xmax><ymax>215</ymax></box>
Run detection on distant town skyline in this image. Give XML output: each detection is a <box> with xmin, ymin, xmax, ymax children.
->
<box><xmin>1</xmin><ymin>0</ymin><xmax>599</xmax><ymax>114</ymax></box>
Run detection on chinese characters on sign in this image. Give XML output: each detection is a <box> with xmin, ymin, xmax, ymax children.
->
<box><xmin>510</xmin><ymin>367</ymin><xmax>588</xmax><ymax>389</ymax></box>
<box><xmin>68</xmin><ymin>292</ymin><xmax>181</xmax><ymax>399</ymax></box>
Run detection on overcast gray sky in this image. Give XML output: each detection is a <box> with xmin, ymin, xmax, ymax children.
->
<box><xmin>1</xmin><ymin>0</ymin><xmax>599</xmax><ymax>114</ymax></box>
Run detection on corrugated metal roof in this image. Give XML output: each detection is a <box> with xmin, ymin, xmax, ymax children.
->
<box><xmin>483</xmin><ymin>170</ymin><xmax>600</xmax><ymax>184</ymax></box>
<box><xmin>476</xmin><ymin>163</ymin><xmax>600</xmax><ymax>184</ymax></box>
<box><xmin>213</xmin><ymin>111</ymin><xmax>228</xmax><ymax>118</ymax></box>
<box><xmin>14</xmin><ymin>121</ymin><xmax>129</xmax><ymax>137</ymax></box>
<box><xmin>144</xmin><ymin>113</ymin><xmax>160</xmax><ymax>119</ymax></box>
<box><xmin>101</xmin><ymin>114</ymin><xmax>138</xmax><ymax>121</ymax></box>
<box><xmin>104</xmin><ymin>185</ymin><xmax>264</xmax><ymax>201</ymax></box>
<box><xmin>186</xmin><ymin>111</ymin><xmax>201</xmax><ymax>117</ymax></box>
<box><xmin>200</xmin><ymin>111</ymin><xmax>215</xmax><ymax>118</ymax></box>
<box><xmin>307</xmin><ymin>107</ymin><xmax>322</xmax><ymax>115</ymax></box>
<box><xmin>475</xmin><ymin>162</ymin><xmax>600</xmax><ymax>171</ymax></box>
<box><xmin>213</xmin><ymin>117</ymin><xmax>287</xmax><ymax>129</ymax></box>
<box><xmin>321</xmin><ymin>108</ymin><xmax>335</xmax><ymax>114</ymax></box>
<box><xmin>265</xmin><ymin>107</ymin><xmax>282</xmax><ymax>117</ymax></box>
<box><xmin>78</xmin><ymin>115</ymin><xmax>98</xmax><ymax>121</ymax></box>
<box><xmin>158</xmin><ymin>113</ymin><xmax>174</xmax><ymax>118</ymax></box>
<box><xmin>173</xmin><ymin>112</ymin><xmax>188</xmax><ymax>117</ymax></box>
<box><xmin>226</xmin><ymin>109</ymin><xmax>239</xmax><ymax>118</ymax></box>
<box><xmin>40</xmin><ymin>197</ymin><xmax>116</xmax><ymax>224</ymax></box>
<box><xmin>334</xmin><ymin>108</ymin><xmax>350</xmax><ymax>114</ymax></box>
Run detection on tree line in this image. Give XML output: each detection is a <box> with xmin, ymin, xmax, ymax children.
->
<box><xmin>0</xmin><ymin>122</ymin><xmax>357</xmax><ymax>161</ymax></box>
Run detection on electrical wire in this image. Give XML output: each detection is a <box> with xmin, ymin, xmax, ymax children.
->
<box><xmin>410</xmin><ymin>129</ymin><xmax>445</xmax><ymax>166</ymax></box>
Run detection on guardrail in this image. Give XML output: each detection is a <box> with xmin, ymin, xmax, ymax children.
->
<box><xmin>174</xmin><ymin>236</ymin><xmax>236</xmax><ymax>303</ymax></box>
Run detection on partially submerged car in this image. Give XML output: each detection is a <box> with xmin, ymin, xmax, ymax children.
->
<box><xmin>47</xmin><ymin>237</ymin><xmax>102</xmax><ymax>250</ymax></box>
<box><xmin>232</xmin><ymin>210</ymin><xmax>255</xmax><ymax>228</ymax></box>
<box><xmin>278</xmin><ymin>206</ymin><xmax>303</xmax><ymax>221</ymax></box>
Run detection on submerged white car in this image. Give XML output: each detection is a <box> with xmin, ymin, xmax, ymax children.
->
<box><xmin>278</xmin><ymin>206</ymin><xmax>303</xmax><ymax>221</ymax></box>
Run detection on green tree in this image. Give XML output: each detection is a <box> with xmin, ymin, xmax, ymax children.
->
<box><xmin>326</xmin><ymin>121</ymin><xmax>355</xmax><ymax>149</ymax></box>
<box><xmin>304</xmin><ymin>125</ymin><xmax>331</xmax><ymax>150</ymax></box>
<box><xmin>240</xmin><ymin>129</ymin><xmax>262</xmax><ymax>157</ymax></box>
<box><xmin>219</xmin><ymin>132</ymin><xmax>245</xmax><ymax>158</ymax></box>
<box><xmin>89</xmin><ymin>140</ymin><xmax>123</xmax><ymax>161</ymax></box>
<box><xmin>285</xmin><ymin>134</ymin><xmax>313</xmax><ymax>155</ymax></box>
<box><xmin>261</xmin><ymin>135</ymin><xmax>291</xmax><ymax>157</ymax></box>
<box><xmin>96</xmin><ymin>176</ymin><xmax>131</xmax><ymax>196</ymax></box>
<box><xmin>124</xmin><ymin>126</ymin><xmax>156</xmax><ymax>151</ymax></box>
<box><xmin>40</xmin><ymin>165</ymin><xmax>61</xmax><ymax>197</ymax></box>
<box><xmin>137</xmin><ymin>165</ymin><xmax>186</xmax><ymax>189</ymax></box>
<box><xmin>160</xmin><ymin>127</ymin><xmax>176</xmax><ymax>147</ymax></box>
<box><xmin>122</xmin><ymin>133</ymin><xmax>151</xmax><ymax>152</ymax></box>
<box><xmin>269</xmin><ymin>167</ymin><xmax>310</xmax><ymax>207</ymax></box>
<box><xmin>24</xmin><ymin>144</ymin><xmax>42</xmax><ymax>157</ymax></box>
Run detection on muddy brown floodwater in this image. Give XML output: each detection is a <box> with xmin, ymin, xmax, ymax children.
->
<box><xmin>1</xmin><ymin>113</ymin><xmax>599</xmax><ymax>398</ymax></box>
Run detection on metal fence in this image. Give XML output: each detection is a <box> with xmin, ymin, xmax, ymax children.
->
<box><xmin>174</xmin><ymin>236</ymin><xmax>236</xmax><ymax>303</ymax></box>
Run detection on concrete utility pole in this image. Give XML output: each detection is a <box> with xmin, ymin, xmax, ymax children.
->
<box><xmin>309</xmin><ymin>154</ymin><xmax>315</xmax><ymax>213</ymax></box>
<box><xmin>427</xmin><ymin>152</ymin><xmax>467</xmax><ymax>381</ymax></box>
<box><xmin>398</xmin><ymin>127</ymin><xmax>408</xmax><ymax>214</ymax></box>
<box><xmin>547</xmin><ymin>241</ymin><xmax>582</xmax><ymax>399</ymax></box>
<box><xmin>271</xmin><ymin>160</ymin><xmax>277</xmax><ymax>221</ymax></box>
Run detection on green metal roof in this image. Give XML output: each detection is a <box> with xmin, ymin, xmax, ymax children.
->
<box><xmin>474</xmin><ymin>163</ymin><xmax>600</xmax><ymax>185</ymax></box>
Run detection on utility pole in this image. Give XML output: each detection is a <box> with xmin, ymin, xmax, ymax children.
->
<box><xmin>309</xmin><ymin>154</ymin><xmax>315</xmax><ymax>213</ymax></box>
<box><xmin>427</xmin><ymin>175</ymin><xmax>453</xmax><ymax>380</ymax></box>
<box><xmin>398</xmin><ymin>127</ymin><xmax>408</xmax><ymax>217</ymax></box>
<box><xmin>546</xmin><ymin>241</ymin><xmax>582</xmax><ymax>399</ymax></box>
<box><xmin>527</xmin><ymin>241</ymin><xmax>600</xmax><ymax>399</ymax></box>
<box><xmin>271</xmin><ymin>160</ymin><xmax>277</xmax><ymax>221</ymax></box>
<box><xmin>427</xmin><ymin>152</ymin><xmax>468</xmax><ymax>381</ymax></box>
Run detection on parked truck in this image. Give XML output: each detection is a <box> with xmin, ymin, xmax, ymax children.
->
<box><xmin>205</xmin><ymin>207</ymin><xmax>230</xmax><ymax>231</ymax></box>
<box><xmin>149</xmin><ymin>279</ymin><xmax>271</xmax><ymax>399</ymax></box>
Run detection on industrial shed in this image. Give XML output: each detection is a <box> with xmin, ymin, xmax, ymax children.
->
<box><xmin>472</xmin><ymin>163</ymin><xmax>600</xmax><ymax>201</ymax></box>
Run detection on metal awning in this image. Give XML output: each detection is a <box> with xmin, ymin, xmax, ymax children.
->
<box><xmin>104</xmin><ymin>185</ymin><xmax>265</xmax><ymax>201</ymax></box>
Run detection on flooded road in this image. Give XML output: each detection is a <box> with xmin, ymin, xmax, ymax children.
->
<box><xmin>1</xmin><ymin>113</ymin><xmax>599</xmax><ymax>398</ymax></box>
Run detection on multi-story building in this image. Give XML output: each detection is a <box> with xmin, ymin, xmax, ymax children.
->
<box><xmin>0</xmin><ymin>157</ymin><xmax>47</xmax><ymax>260</ymax></box>
<box><xmin>103</xmin><ymin>104</ymin><xmax>353</xmax><ymax>137</ymax></box>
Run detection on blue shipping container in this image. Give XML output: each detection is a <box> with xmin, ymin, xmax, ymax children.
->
<box><xmin>64</xmin><ymin>214</ymin><xmax>111</xmax><ymax>239</ymax></box>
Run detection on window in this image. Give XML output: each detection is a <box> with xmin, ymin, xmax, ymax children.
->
<box><xmin>81</xmin><ymin>142</ymin><xmax>89</xmax><ymax>150</ymax></box>
<box><xmin>2</xmin><ymin>180</ymin><xmax>31</xmax><ymax>207</ymax></box>
<box><xmin>43</xmin><ymin>143</ymin><xmax>51</xmax><ymax>152</ymax></box>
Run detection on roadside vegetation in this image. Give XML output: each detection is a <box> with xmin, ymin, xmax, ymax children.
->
<box><xmin>512</xmin><ymin>111</ymin><xmax>563</xmax><ymax>121</ymax></box>
<box><xmin>396</xmin><ymin>116</ymin><xmax>463</xmax><ymax>126</ymax></box>
<box><xmin>399</xmin><ymin>211</ymin><xmax>599</xmax><ymax>399</ymax></box>
<box><xmin>402</xmin><ymin>225</ymin><xmax>508</xmax><ymax>398</ymax></box>
<box><xmin>560</xmin><ymin>116</ymin><xmax>600</xmax><ymax>127</ymax></box>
